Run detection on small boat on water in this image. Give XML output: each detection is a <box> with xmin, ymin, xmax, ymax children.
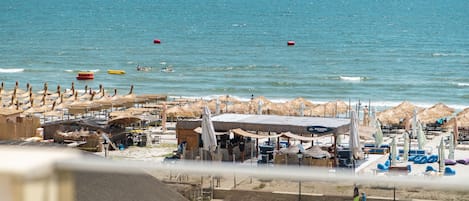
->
<box><xmin>107</xmin><ymin>69</ymin><xmax>126</xmax><ymax>75</ymax></box>
<box><xmin>76</xmin><ymin>71</ymin><xmax>94</xmax><ymax>80</ymax></box>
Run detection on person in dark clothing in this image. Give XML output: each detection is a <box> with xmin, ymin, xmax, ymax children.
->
<box><xmin>353</xmin><ymin>185</ymin><xmax>360</xmax><ymax>201</ymax></box>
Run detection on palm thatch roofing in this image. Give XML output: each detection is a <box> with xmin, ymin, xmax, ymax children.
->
<box><xmin>377</xmin><ymin>101</ymin><xmax>420</xmax><ymax>125</ymax></box>
<box><xmin>417</xmin><ymin>103</ymin><xmax>455</xmax><ymax>124</ymax></box>
<box><xmin>108</xmin><ymin>115</ymin><xmax>142</xmax><ymax>125</ymax></box>
<box><xmin>309</xmin><ymin>100</ymin><xmax>349</xmax><ymax>117</ymax></box>
<box><xmin>0</xmin><ymin>108</ymin><xmax>23</xmax><ymax>116</ymax></box>
<box><xmin>286</xmin><ymin>97</ymin><xmax>315</xmax><ymax>108</ymax></box>
<box><xmin>443</xmin><ymin>107</ymin><xmax>469</xmax><ymax>128</ymax></box>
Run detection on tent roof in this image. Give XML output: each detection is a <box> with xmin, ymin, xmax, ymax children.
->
<box><xmin>177</xmin><ymin>113</ymin><xmax>350</xmax><ymax>135</ymax></box>
<box><xmin>231</xmin><ymin>128</ymin><xmax>281</xmax><ymax>139</ymax></box>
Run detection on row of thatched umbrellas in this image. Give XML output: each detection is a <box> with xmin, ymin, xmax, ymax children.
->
<box><xmin>1</xmin><ymin>81</ymin><xmax>467</xmax><ymax>129</ymax></box>
<box><xmin>0</xmin><ymin>82</ymin><xmax>166</xmax><ymax>118</ymax></box>
<box><xmin>164</xmin><ymin>96</ymin><xmax>350</xmax><ymax>118</ymax></box>
<box><xmin>376</xmin><ymin>101</ymin><xmax>469</xmax><ymax>128</ymax></box>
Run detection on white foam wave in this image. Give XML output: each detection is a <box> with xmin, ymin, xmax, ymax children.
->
<box><xmin>432</xmin><ymin>52</ymin><xmax>448</xmax><ymax>57</ymax></box>
<box><xmin>0</xmin><ymin>68</ymin><xmax>24</xmax><ymax>73</ymax></box>
<box><xmin>339</xmin><ymin>76</ymin><xmax>364</xmax><ymax>81</ymax></box>
<box><xmin>64</xmin><ymin>69</ymin><xmax>100</xmax><ymax>73</ymax></box>
<box><xmin>456</xmin><ymin>82</ymin><xmax>469</xmax><ymax>87</ymax></box>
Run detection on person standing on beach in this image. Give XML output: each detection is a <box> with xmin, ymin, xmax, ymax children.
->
<box><xmin>363</xmin><ymin>106</ymin><xmax>370</xmax><ymax>126</ymax></box>
<box><xmin>353</xmin><ymin>185</ymin><xmax>360</xmax><ymax>201</ymax></box>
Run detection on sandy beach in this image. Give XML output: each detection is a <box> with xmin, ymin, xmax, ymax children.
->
<box><xmin>97</xmin><ymin>125</ymin><xmax>469</xmax><ymax>201</ymax></box>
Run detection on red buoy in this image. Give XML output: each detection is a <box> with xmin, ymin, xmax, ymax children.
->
<box><xmin>287</xmin><ymin>41</ymin><xmax>295</xmax><ymax>46</ymax></box>
<box><xmin>153</xmin><ymin>39</ymin><xmax>161</xmax><ymax>44</ymax></box>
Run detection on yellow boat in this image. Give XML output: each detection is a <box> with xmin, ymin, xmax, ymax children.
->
<box><xmin>107</xmin><ymin>69</ymin><xmax>126</xmax><ymax>75</ymax></box>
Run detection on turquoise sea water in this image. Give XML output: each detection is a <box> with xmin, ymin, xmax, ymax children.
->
<box><xmin>1</xmin><ymin>0</ymin><xmax>468</xmax><ymax>108</ymax></box>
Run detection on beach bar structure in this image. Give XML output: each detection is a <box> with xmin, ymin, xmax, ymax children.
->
<box><xmin>176</xmin><ymin>114</ymin><xmax>350</xmax><ymax>165</ymax></box>
<box><xmin>0</xmin><ymin>109</ymin><xmax>40</xmax><ymax>140</ymax></box>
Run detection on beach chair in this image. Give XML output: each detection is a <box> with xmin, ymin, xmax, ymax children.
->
<box><xmin>444</xmin><ymin>167</ymin><xmax>456</xmax><ymax>176</ymax></box>
<box><xmin>414</xmin><ymin>155</ymin><xmax>428</xmax><ymax>164</ymax></box>
<box><xmin>377</xmin><ymin>163</ymin><xmax>389</xmax><ymax>172</ymax></box>
<box><xmin>409</xmin><ymin>155</ymin><xmax>417</xmax><ymax>162</ymax></box>
<box><xmin>425</xmin><ymin>165</ymin><xmax>436</xmax><ymax>172</ymax></box>
<box><xmin>456</xmin><ymin>158</ymin><xmax>469</xmax><ymax>165</ymax></box>
<box><xmin>427</xmin><ymin>155</ymin><xmax>438</xmax><ymax>163</ymax></box>
<box><xmin>445</xmin><ymin>159</ymin><xmax>457</xmax><ymax>166</ymax></box>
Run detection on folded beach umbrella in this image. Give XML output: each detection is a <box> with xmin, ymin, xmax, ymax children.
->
<box><xmin>417</xmin><ymin>123</ymin><xmax>426</xmax><ymax>150</ymax></box>
<box><xmin>448</xmin><ymin>134</ymin><xmax>454</xmax><ymax>160</ymax></box>
<box><xmin>374</xmin><ymin>121</ymin><xmax>384</xmax><ymax>148</ymax></box>
<box><xmin>257</xmin><ymin>100</ymin><xmax>263</xmax><ymax>115</ymax></box>
<box><xmin>201</xmin><ymin>106</ymin><xmax>217</xmax><ymax>152</ymax></box>
<box><xmin>349</xmin><ymin>110</ymin><xmax>362</xmax><ymax>160</ymax></box>
<box><xmin>453</xmin><ymin>117</ymin><xmax>459</xmax><ymax>146</ymax></box>
<box><xmin>215</xmin><ymin>97</ymin><xmax>220</xmax><ymax>115</ymax></box>
<box><xmin>439</xmin><ymin>138</ymin><xmax>445</xmax><ymax>173</ymax></box>
<box><xmin>391</xmin><ymin>136</ymin><xmax>397</xmax><ymax>166</ymax></box>
<box><xmin>299</xmin><ymin>103</ymin><xmax>305</xmax><ymax>117</ymax></box>
<box><xmin>403</xmin><ymin>132</ymin><xmax>409</xmax><ymax>162</ymax></box>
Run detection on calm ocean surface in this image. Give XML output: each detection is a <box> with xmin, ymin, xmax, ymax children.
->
<box><xmin>1</xmin><ymin>0</ymin><xmax>468</xmax><ymax>109</ymax></box>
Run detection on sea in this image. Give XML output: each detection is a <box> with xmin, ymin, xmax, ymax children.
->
<box><xmin>1</xmin><ymin>0</ymin><xmax>468</xmax><ymax>110</ymax></box>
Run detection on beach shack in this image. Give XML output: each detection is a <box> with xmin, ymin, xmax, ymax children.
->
<box><xmin>0</xmin><ymin>108</ymin><xmax>40</xmax><ymax>140</ymax></box>
<box><xmin>176</xmin><ymin>114</ymin><xmax>350</xmax><ymax>167</ymax></box>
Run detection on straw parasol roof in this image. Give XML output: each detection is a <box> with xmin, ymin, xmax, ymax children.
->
<box><xmin>0</xmin><ymin>108</ymin><xmax>23</xmax><ymax>116</ymax></box>
<box><xmin>443</xmin><ymin>107</ymin><xmax>469</xmax><ymax>128</ymax></box>
<box><xmin>205</xmin><ymin>99</ymin><xmax>226</xmax><ymax>113</ymax></box>
<box><xmin>229</xmin><ymin>102</ymin><xmax>250</xmax><ymax>114</ymax></box>
<box><xmin>264</xmin><ymin>102</ymin><xmax>291</xmax><ymax>115</ymax></box>
<box><xmin>377</xmin><ymin>101</ymin><xmax>420</xmax><ymax>126</ymax></box>
<box><xmin>286</xmin><ymin>97</ymin><xmax>315</xmax><ymax>108</ymax></box>
<box><xmin>108</xmin><ymin>115</ymin><xmax>141</xmax><ymax>125</ymax></box>
<box><xmin>166</xmin><ymin>105</ymin><xmax>199</xmax><ymax>118</ymax></box>
<box><xmin>136</xmin><ymin>94</ymin><xmax>167</xmax><ymax>102</ymax></box>
<box><xmin>417</xmin><ymin>103</ymin><xmax>455</xmax><ymax>124</ymax></box>
<box><xmin>309</xmin><ymin>100</ymin><xmax>349</xmax><ymax>117</ymax></box>
<box><xmin>216</xmin><ymin>95</ymin><xmax>240</xmax><ymax>104</ymax></box>
<box><xmin>251</xmin><ymin>96</ymin><xmax>272</xmax><ymax>104</ymax></box>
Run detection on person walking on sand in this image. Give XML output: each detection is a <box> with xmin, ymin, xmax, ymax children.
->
<box><xmin>353</xmin><ymin>185</ymin><xmax>360</xmax><ymax>201</ymax></box>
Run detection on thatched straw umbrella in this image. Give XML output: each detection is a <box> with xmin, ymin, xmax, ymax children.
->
<box><xmin>265</xmin><ymin>102</ymin><xmax>291</xmax><ymax>115</ymax></box>
<box><xmin>417</xmin><ymin>103</ymin><xmax>455</xmax><ymax>124</ymax></box>
<box><xmin>23</xmin><ymin>98</ymin><xmax>50</xmax><ymax>115</ymax></box>
<box><xmin>252</xmin><ymin>96</ymin><xmax>272</xmax><ymax>105</ymax></box>
<box><xmin>205</xmin><ymin>99</ymin><xmax>226</xmax><ymax>114</ymax></box>
<box><xmin>108</xmin><ymin>115</ymin><xmax>141</xmax><ymax>126</ymax></box>
<box><xmin>377</xmin><ymin>101</ymin><xmax>420</xmax><ymax>126</ymax></box>
<box><xmin>283</xmin><ymin>97</ymin><xmax>315</xmax><ymax>116</ymax></box>
<box><xmin>444</xmin><ymin>108</ymin><xmax>469</xmax><ymax>128</ymax></box>
<box><xmin>216</xmin><ymin>95</ymin><xmax>240</xmax><ymax>104</ymax></box>
<box><xmin>166</xmin><ymin>105</ymin><xmax>199</xmax><ymax>119</ymax></box>
<box><xmin>287</xmin><ymin>97</ymin><xmax>315</xmax><ymax>108</ymax></box>
<box><xmin>310</xmin><ymin>100</ymin><xmax>349</xmax><ymax>117</ymax></box>
<box><xmin>67</xmin><ymin>92</ymin><xmax>101</xmax><ymax>115</ymax></box>
<box><xmin>228</xmin><ymin>102</ymin><xmax>250</xmax><ymax>114</ymax></box>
